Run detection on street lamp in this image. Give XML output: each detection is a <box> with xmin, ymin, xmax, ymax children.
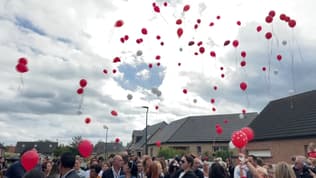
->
<box><xmin>103</xmin><ymin>125</ymin><xmax>108</xmax><ymax>159</ymax></box>
<box><xmin>142</xmin><ymin>106</ymin><xmax>149</xmax><ymax>155</ymax></box>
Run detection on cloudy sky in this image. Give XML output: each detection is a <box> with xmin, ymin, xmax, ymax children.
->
<box><xmin>0</xmin><ymin>0</ymin><xmax>316</xmax><ymax>146</ymax></box>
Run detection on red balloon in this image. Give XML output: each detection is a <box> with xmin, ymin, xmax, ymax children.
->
<box><xmin>153</xmin><ymin>6</ymin><xmax>160</xmax><ymax>13</ymax></box>
<box><xmin>120</xmin><ymin>38</ymin><xmax>125</xmax><ymax>43</ymax></box>
<box><xmin>112</xmin><ymin>69</ymin><xmax>117</xmax><ymax>74</ymax></box>
<box><xmin>141</xmin><ymin>28</ymin><xmax>148</xmax><ymax>35</ymax></box>
<box><xmin>284</xmin><ymin>16</ymin><xmax>290</xmax><ymax>22</ymax></box>
<box><xmin>215</xmin><ymin>124</ymin><xmax>220</xmax><ymax>128</ymax></box>
<box><xmin>236</xmin><ymin>21</ymin><xmax>241</xmax><ymax>26</ymax></box>
<box><xmin>160</xmin><ymin>42</ymin><xmax>164</xmax><ymax>46</ymax></box>
<box><xmin>156</xmin><ymin>35</ymin><xmax>161</xmax><ymax>40</ymax></box>
<box><xmin>199</xmin><ymin>47</ymin><xmax>205</xmax><ymax>54</ymax></box>
<box><xmin>78</xmin><ymin>140</ymin><xmax>93</xmax><ymax>158</ymax></box>
<box><xmin>212</xmin><ymin>107</ymin><xmax>216</xmax><ymax>112</ymax></box>
<box><xmin>156</xmin><ymin>62</ymin><xmax>160</xmax><ymax>67</ymax></box>
<box><xmin>178</xmin><ymin>62</ymin><xmax>181</xmax><ymax>66</ymax></box>
<box><xmin>16</xmin><ymin>63</ymin><xmax>28</xmax><ymax>73</ymax></box>
<box><xmin>221</xmin><ymin>74</ymin><xmax>225</xmax><ymax>78</ymax></box>
<box><xmin>148</xmin><ymin>63</ymin><xmax>153</xmax><ymax>69</ymax></box>
<box><xmin>256</xmin><ymin>26</ymin><xmax>262</xmax><ymax>32</ymax></box>
<box><xmin>183</xmin><ymin>89</ymin><xmax>188</xmax><ymax>94</ymax></box>
<box><xmin>115</xmin><ymin>138</ymin><xmax>120</xmax><ymax>143</ymax></box>
<box><xmin>224</xmin><ymin>119</ymin><xmax>228</xmax><ymax>124</ymax></box>
<box><xmin>277</xmin><ymin>54</ymin><xmax>282</xmax><ymax>61</ymax></box>
<box><xmin>213</xmin><ymin>86</ymin><xmax>218</xmax><ymax>90</ymax></box>
<box><xmin>103</xmin><ymin>69</ymin><xmax>108</xmax><ymax>74</ymax></box>
<box><xmin>223</xmin><ymin>40</ymin><xmax>230</xmax><ymax>46</ymax></box>
<box><xmin>242</xmin><ymin>109</ymin><xmax>247</xmax><ymax>114</ymax></box>
<box><xmin>220</xmin><ymin>67</ymin><xmax>224</xmax><ymax>70</ymax></box>
<box><xmin>209</xmin><ymin>22</ymin><xmax>214</xmax><ymax>26</ymax></box>
<box><xmin>280</xmin><ymin>13</ymin><xmax>286</xmax><ymax>21</ymax></box>
<box><xmin>265</xmin><ymin>16</ymin><xmax>273</xmax><ymax>23</ymax></box>
<box><xmin>85</xmin><ymin>117</ymin><xmax>91</xmax><ymax>124</ymax></box>
<box><xmin>197</xmin><ymin>19</ymin><xmax>201</xmax><ymax>24</ymax></box>
<box><xmin>155</xmin><ymin>55</ymin><xmax>161</xmax><ymax>60</ymax></box>
<box><xmin>231</xmin><ymin>130</ymin><xmax>248</xmax><ymax>148</ymax></box>
<box><xmin>232</xmin><ymin>40</ymin><xmax>239</xmax><ymax>48</ymax></box>
<box><xmin>21</xmin><ymin>150</ymin><xmax>39</xmax><ymax>171</ymax></box>
<box><xmin>124</xmin><ymin>35</ymin><xmax>129</xmax><ymax>41</ymax></box>
<box><xmin>240</xmin><ymin>82</ymin><xmax>247</xmax><ymax>91</ymax></box>
<box><xmin>188</xmin><ymin>41</ymin><xmax>194</xmax><ymax>46</ymax></box>
<box><xmin>240</xmin><ymin>61</ymin><xmax>246</xmax><ymax>67</ymax></box>
<box><xmin>176</xmin><ymin>19</ymin><xmax>182</xmax><ymax>25</ymax></box>
<box><xmin>216</xmin><ymin>15</ymin><xmax>221</xmax><ymax>20</ymax></box>
<box><xmin>288</xmin><ymin>19</ymin><xmax>296</xmax><ymax>28</ymax></box>
<box><xmin>210</xmin><ymin>98</ymin><xmax>215</xmax><ymax>104</ymax></box>
<box><xmin>210</xmin><ymin>51</ymin><xmax>216</xmax><ymax>57</ymax></box>
<box><xmin>177</xmin><ymin>28</ymin><xmax>183</xmax><ymax>38</ymax></box>
<box><xmin>241</xmin><ymin>127</ymin><xmax>255</xmax><ymax>141</ymax></box>
<box><xmin>155</xmin><ymin>105</ymin><xmax>159</xmax><ymax>110</ymax></box>
<box><xmin>262</xmin><ymin>67</ymin><xmax>266</xmax><ymax>71</ymax></box>
<box><xmin>113</xmin><ymin>57</ymin><xmax>121</xmax><ymax>63</ymax></box>
<box><xmin>265</xmin><ymin>32</ymin><xmax>272</xmax><ymax>40</ymax></box>
<box><xmin>183</xmin><ymin>4</ymin><xmax>190</xmax><ymax>12</ymax></box>
<box><xmin>216</xmin><ymin>127</ymin><xmax>223</xmax><ymax>135</ymax></box>
<box><xmin>197</xmin><ymin>41</ymin><xmax>203</xmax><ymax>46</ymax></box>
<box><xmin>18</xmin><ymin>57</ymin><xmax>28</xmax><ymax>65</ymax></box>
<box><xmin>156</xmin><ymin>140</ymin><xmax>161</xmax><ymax>147</ymax></box>
<box><xmin>241</xmin><ymin>51</ymin><xmax>246</xmax><ymax>58</ymax></box>
<box><xmin>79</xmin><ymin>79</ymin><xmax>87</xmax><ymax>88</ymax></box>
<box><xmin>163</xmin><ymin>2</ymin><xmax>168</xmax><ymax>7</ymax></box>
<box><xmin>269</xmin><ymin>10</ymin><xmax>276</xmax><ymax>17</ymax></box>
<box><xmin>194</xmin><ymin>24</ymin><xmax>198</xmax><ymax>30</ymax></box>
<box><xmin>114</xmin><ymin>20</ymin><xmax>124</xmax><ymax>27</ymax></box>
<box><xmin>77</xmin><ymin>88</ymin><xmax>84</xmax><ymax>95</ymax></box>
<box><xmin>111</xmin><ymin>110</ymin><xmax>118</xmax><ymax>116</ymax></box>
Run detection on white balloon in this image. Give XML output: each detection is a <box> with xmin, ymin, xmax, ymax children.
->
<box><xmin>239</xmin><ymin>113</ymin><xmax>245</xmax><ymax>119</ymax></box>
<box><xmin>229</xmin><ymin>141</ymin><xmax>235</xmax><ymax>149</ymax></box>
<box><xmin>193</xmin><ymin>99</ymin><xmax>197</xmax><ymax>103</ymax></box>
<box><xmin>273</xmin><ymin>69</ymin><xmax>279</xmax><ymax>75</ymax></box>
<box><xmin>282</xmin><ymin>40</ymin><xmax>287</xmax><ymax>46</ymax></box>
<box><xmin>136</xmin><ymin>50</ymin><xmax>143</xmax><ymax>56</ymax></box>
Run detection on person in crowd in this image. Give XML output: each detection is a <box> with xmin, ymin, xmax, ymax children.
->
<box><xmin>59</xmin><ymin>152</ymin><xmax>80</xmax><ymax>178</ymax></box>
<box><xmin>90</xmin><ymin>164</ymin><xmax>102</xmax><ymax>178</ymax></box>
<box><xmin>143</xmin><ymin>156</ymin><xmax>153</xmax><ymax>178</ymax></box>
<box><xmin>6</xmin><ymin>148</ymin><xmax>34</xmax><ymax>178</ymax></box>
<box><xmin>208</xmin><ymin>162</ymin><xmax>229</xmax><ymax>178</ymax></box>
<box><xmin>42</xmin><ymin>160</ymin><xmax>54</xmax><ymax>177</ymax></box>
<box><xmin>192</xmin><ymin>158</ymin><xmax>203</xmax><ymax>178</ymax></box>
<box><xmin>147</xmin><ymin>161</ymin><xmax>163</xmax><ymax>178</ymax></box>
<box><xmin>293</xmin><ymin>155</ymin><xmax>313</xmax><ymax>178</ymax></box>
<box><xmin>308</xmin><ymin>143</ymin><xmax>316</xmax><ymax>160</ymax></box>
<box><xmin>23</xmin><ymin>169</ymin><xmax>45</xmax><ymax>178</ymax></box>
<box><xmin>86</xmin><ymin>158</ymin><xmax>100</xmax><ymax>178</ymax></box>
<box><xmin>102</xmin><ymin>155</ymin><xmax>125</xmax><ymax>178</ymax></box>
<box><xmin>157</xmin><ymin>158</ymin><xmax>167</xmax><ymax>178</ymax></box>
<box><xmin>226</xmin><ymin>158</ymin><xmax>235</xmax><ymax>178</ymax></box>
<box><xmin>136</xmin><ymin>159</ymin><xmax>145</xmax><ymax>178</ymax></box>
<box><xmin>0</xmin><ymin>156</ymin><xmax>7</xmax><ymax>178</ymax></box>
<box><xmin>233</xmin><ymin>153</ymin><xmax>250</xmax><ymax>178</ymax></box>
<box><xmin>165</xmin><ymin>159</ymin><xmax>179</xmax><ymax>178</ymax></box>
<box><xmin>275</xmin><ymin>161</ymin><xmax>296</xmax><ymax>178</ymax></box>
<box><xmin>202</xmin><ymin>161</ymin><xmax>209</xmax><ymax>178</ymax></box>
<box><xmin>176</xmin><ymin>154</ymin><xmax>198</xmax><ymax>178</ymax></box>
<box><xmin>75</xmin><ymin>158</ymin><xmax>86</xmax><ymax>178</ymax></box>
<box><xmin>47</xmin><ymin>161</ymin><xmax>60</xmax><ymax>178</ymax></box>
<box><xmin>103</xmin><ymin>162</ymin><xmax>111</xmax><ymax>173</ymax></box>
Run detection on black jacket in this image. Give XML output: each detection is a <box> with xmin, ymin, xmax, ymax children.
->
<box><xmin>102</xmin><ymin>168</ymin><xmax>125</xmax><ymax>178</ymax></box>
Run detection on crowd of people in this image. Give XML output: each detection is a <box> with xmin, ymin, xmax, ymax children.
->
<box><xmin>2</xmin><ymin>142</ymin><xmax>316</xmax><ymax>178</ymax></box>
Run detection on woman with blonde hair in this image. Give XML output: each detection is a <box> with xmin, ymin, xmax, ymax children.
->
<box><xmin>275</xmin><ymin>161</ymin><xmax>296</xmax><ymax>178</ymax></box>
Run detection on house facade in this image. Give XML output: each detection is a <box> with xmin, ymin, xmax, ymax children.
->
<box><xmin>246</xmin><ymin>90</ymin><xmax>316</xmax><ymax>163</ymax></box>
<box><xmin>16</xmin><ymin>141</ymin><xmax>58</xmax><ymax>155</ymax></box>
<box><xmin>130</xmin><ymin>113</ymin><xmax>257</xmax><ymax>157</ymax></box>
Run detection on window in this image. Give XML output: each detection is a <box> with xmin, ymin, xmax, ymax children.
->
<box><xmin>248</xmin><ymin>150</ymin><xmax>272</xmax><ymax>157</ymax></box>
<box><xmin>197</xmin><ymin>146</ymin><xmax>202</xmax><ymax>154</ymax></box>
<box><xmin>137</xmin><ymin>151</ymin><xmax>141</xmax><ymax>157</ymax></box>
<box><xmin>213</xmin><ymin>145</ymin><xmax>228</xmax><ymax>152</ymax></box>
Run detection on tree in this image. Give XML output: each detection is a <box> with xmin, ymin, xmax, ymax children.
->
<box><xmin>70</xmin><ymin>136</ymin><xmax>82</xmax><ymax>148</ymax></box>
<box><xmin>158</xmin><ymin>147</ymin><xmax>186</xmax><ymax>159</ymax></box>
<box><xmin>53</xmin><ymin>145</ymin><xmax>78</xmax><ymax>157</ymax></box>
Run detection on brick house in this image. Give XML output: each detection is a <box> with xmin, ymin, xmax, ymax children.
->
<box><xmin>128</xmin><ymin>122</ymin><xmax>167</xmax><ymax>157</ymax></box>
<box><xmin>145</xmin><ymin>113</ymin><xmax>258</xmax><ymax>157</ymax></box>
<box><xmin>247</xmin><ymin>90</ymin><xmax>316</xmax><ymax>163</ymax></box>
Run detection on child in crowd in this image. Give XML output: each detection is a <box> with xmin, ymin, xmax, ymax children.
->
<box><xmin>307</xmin><ymin>142</ymin><xmax>316</xmax><ymax>160</ymax></box>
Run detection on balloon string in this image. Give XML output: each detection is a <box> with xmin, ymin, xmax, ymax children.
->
<box><xmin>245</xmin><ymin>90</ymin><xmax>250</xmax><ymax>108</ymax></box>
<box><xmin>78</xmin><ymin>95</ymin><xmax>84</xmax><ymax>114</ymax></box>
<box><xmin>294</xmin><ymin>34</ymin><xmax>305</xmax><ymax>62</ymax></box>
<box><xmin>267</xmin><ymin>40</ymin><xmax>272</xmax><ymax>94</ymax></box>
<box><xmin>18</xmin><ymin>74</ymin><xmax>24</xmax><ymax>91</ymax></box>
<box><xmin>271</xmin><ymin>24</ymin><xmax>280</xmax><ymax>49</ymax></box>
<box><xmin>290</xmin><ymin>30</ymin><xmax>296</xmax><ymax>93</ymax></box>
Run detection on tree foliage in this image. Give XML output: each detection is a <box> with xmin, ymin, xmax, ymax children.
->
<box><xmin>213</xmin><ymin>150</ymin><xmax>233</xmax><ymax>161</ymax></box>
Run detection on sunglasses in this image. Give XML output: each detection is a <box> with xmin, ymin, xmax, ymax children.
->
<box><xmin>180</xmin><ymin>160</ymin><xmax>186</xmax><ymax>164</ymax></box>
